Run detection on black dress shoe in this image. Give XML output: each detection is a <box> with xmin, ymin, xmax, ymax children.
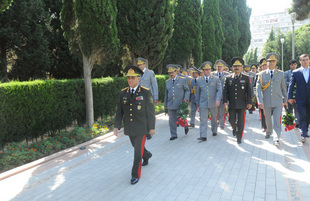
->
<box><xmin>237</xmin><ymin>140</ymin><xmax>242</xmax><ymax>144</ymax></box>
<box><xmin>212</xmin><ymin>133</ymin><xmax>217</xmax><ymax>136</ymax></box>
<box><xmin>197</xmin><ymin>137</ymin><xmax>207</xmax><ymax>141</ymax></box>
<box><xmin>220</xmin><ymin>126</ymin><xmax>224</xmax><ymax>130</ymax></box>
<box><xmin>233</xmin><ymin>130</ymin><xmax>236</xmax><ymax>136</ymax></box>
<box><xmin>189</xmin><ymin>124</ymin><xmax>195</xmax><ymax>128</ymax></box>
<box><xmin>185</xmin><ymin>126</ymin><xmax>189</xmax><ymax>134</ymax></box>
<box><xmin>142</xmin><ymin>153</ymin><xmax>152</xmax><ymax>166</ymax></box>
<box><xmin>170</xmin><ymin>136</ymin><xmax>177</xmax><ymax>141</ymax></box>
<box><xmin>131</xmin><ymin>177</ymin><xmax>139</xmax><ymax>185</ymax></box>
<box><xmin>146</xmin><ymin>133</ymin><xmax>152</xmax><ymax>140</ymax></box>
<box><xmin>265</xmin><ymin>134</ymin><xmax>271</xmax><ymax>139</ymax></box>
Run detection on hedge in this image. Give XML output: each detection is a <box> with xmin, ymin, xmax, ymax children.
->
<box><xmin>0</xmin><ymin>75</ymin><xmax>169</xmax><ymax>147</ymax></box>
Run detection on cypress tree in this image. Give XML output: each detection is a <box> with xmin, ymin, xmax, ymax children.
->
<box><xmin>202</xmin><ymin>0</ymin><xmax>224</xmax><ymax>63</ymax></box>
<box><xmin>117</xmin><ymin>0</ymin><xmax>174</xmax><ymax>70</ymax></box>
<box><xmin>220</xmin><ymin>0</ymin><xmax>240</xmax><ymax>65</ymax></box>
<box><xmin>61</xmin><ymin>0</ymin><xmax>119</xmax><ymax>127</ymax></box>
<box><xmin>0</xmin><ymin>0</ymin><xmax>13</xmax><ymax>13</ymax></box>
<box><xmin>233</xmin><ymin>0</ymin><xmax>251</xmax><ymax>57</ymax></box>
<box><xmin>192</xmin><ymin>0</ymin><xmax>202</xmax><ymax>66</ymax></box>
<box><xmin>289</xmin><ymin>0</ymin><xmax>310</xmax><ymax>20</ymax></box>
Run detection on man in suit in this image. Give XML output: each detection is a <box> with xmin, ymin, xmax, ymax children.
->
<box><xmin>164</xmin><ymin>64</ymin><xmax>190</xmax><ymax>140</ymax></box>
<box><xmin>114</xmin><ymin>65</ymin><xmax>155</xmax><ymax>185</ymax></box>
<box><xmin>256</xmin><ymin>52</ymin><xmax>288</xmax><ymax>146</ymax></box>
<box><xmin>196</xmin><ymin>61</ymin><xmax>222</xmax><ymax>141</ymax></box>
<box><xmin>213</xmin><ymin>60</ymin><xmax>230</xmax><ymax>129</ymax></box>
<box><xmin>223</xmin><ymin>57</ymin><xmax>252</xmax><ymax>144</ymax></box>
<box><xmin>288</xmin><ymin>54</ymin><xmax>310</xmax><ymax>143</ymax></box>
<box><xmin>189</xmin><ymin>67</ymin><xmax>200</xmax><ymax>127</ymax></box>
<box><xmin>285</xmin><ymin>59</ymin><xmax>299</xmax><ymax>126</ymax></box>
<box><xmin>137</xmin><ymin>57</ymin><xmax>159</xmax><ymax>140</ymax></box>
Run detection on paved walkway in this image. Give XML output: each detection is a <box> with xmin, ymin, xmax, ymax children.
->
<box><xmin>1</xmin><ymin>109</ymin><xmax>310</xmax><ymax>201</ymax></box>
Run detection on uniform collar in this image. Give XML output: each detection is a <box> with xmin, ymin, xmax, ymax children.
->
<box><xmin>130</xmin><ymin>85</ymin><xmax>139</xmax><ymax>93</ymax></box>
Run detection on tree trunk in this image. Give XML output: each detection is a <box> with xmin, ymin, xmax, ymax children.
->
<box><xmin>82</xmin><ymin>54</ymin><xmax>94</xmax><ymax>128</ymax></box>
<box><xmin>183</xmin><ymin>61</ymin><xmax>187</xmax><ymax>69</ymax></box>
<box><xmin>0</xmin><ymin>40</ymin><xmax>8</xmax><ymax>82</ymax></box>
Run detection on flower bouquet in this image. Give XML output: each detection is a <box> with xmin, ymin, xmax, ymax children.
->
<box><xmin>249</xmin><ymin>96</ymin><xmax>257</xmax><ymax>112</ymax></box>
<box><xmin>282</xmin><ymin>106</ymin><xmax>296</xmax><ymax>131</ymax></box>
<box><xmin>176</xmin><ymin>102</ymin><xmax>189</xmax><ymax>134</ymax></box>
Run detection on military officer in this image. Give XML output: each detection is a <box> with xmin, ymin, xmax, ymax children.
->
<box><xmin>137</xmin><ymin>57</ymin><xmax>159</xmax><ymax>140</ymax></box>
<box><xmin>114</xmin><ymin>65</ymin><xmax>155</xmax><ymax>185</ymax></box>
<box><xmin>223</xmin><ymin>58</ymin><xmax>252</xmax><ymax>144</ymax></box>
<box><xmin>196</xmin><ymin>61</ymin><xmax>222</xmax><ymax>141</ymax></box>
<box><xmin>212</xmin><ymin>60</ymin><xmax>230</xmax><ymax>129</ymax></box>
<box><xmin>256</xmin><ymin>52</ymin><xmax>288</xmax><ymax>146</ymax></box>
<box><xmin>164</xmin><ymin>64</ymin><xmax>190</xmax><ymax>140</ymax></box>
<box><xmin>189</xmin><ymin>67</ymin><xmax>200</xmax><ymax>127</ymax></box>
<box><xmin>255</xmin><ymin>58</ymin><xmax>267</xmax><ymax>132</ymax></box>
<box><xmin>251</xmin><ymin>64</ymin><xmax>257</xmax><ymax>74</ymax></box>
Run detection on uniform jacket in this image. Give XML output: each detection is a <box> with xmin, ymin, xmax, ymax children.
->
<box><xmin>189</xmin><ymin>77</ymin><xmax>199</xmax><ymax>103</ymax></box>
<box><xmin>223</xmin><ymin>73</ymin><xmax>252</xmax><ymax>109</ymax></box>
<box><xmin>139</xmin><ymin>69</ymin><xmax>159</xmax><ymax>100</ymax></box>
<box><xmin>164</xmin><ymin>76</ymin><xmax>190</xmax><ymax>110</ymax></box>
<box><xmin>196</xmin><ymin>75</ymin><xmax>222</xmax><ymax>109</ymax></box>
<box><xmin>288</xmin><ymin>67</ymin><xmax>310</xmax><ymax>104</ymax></box>
<box><xmin>212</xmin><ymin>71</ymin><xmax>230</xmax><ymax>102</ymax></box>
<box><xmin>284</xmin><ymin>69</ymin><xmax>293</xmax><ymax>88</ymax></box>
<box><xmin>114</xmin><ymin>85</ymin><xmax>155</xmax><ymax>136</ymax></box>
<box><xmin>256</xmin><ymin>69</ymin><xmax>287</xmax><ymax>107</ymax></box>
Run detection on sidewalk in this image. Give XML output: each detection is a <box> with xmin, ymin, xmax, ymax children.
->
<box><xmin>1</xmin><ymin>110</ymin><xmax>310</xmax><ymax>201</ymax></box>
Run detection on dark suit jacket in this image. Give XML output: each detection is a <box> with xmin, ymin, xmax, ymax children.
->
<box><xmin>288</xmin><ymin>67</ymin><xmax>310</xmax><ymax>104</ymax></box>
<box><xmin>114</xmin><ymin>85</ymin><xmax>155</xmax><ymax>136</ymax></box>
<box><xmin>223</xmin><ymin>73</ymin><xmax>252</xmax><ymax>109</ymax></box>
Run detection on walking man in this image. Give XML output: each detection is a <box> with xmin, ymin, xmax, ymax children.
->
<box><xmin>196</xmin><ymin>61</ymin><xmax>222</xmax><ymax>141</ymax></box>
<box><xmin>223</xmin><ymin>58</ymin><xmax>252</xmax><ymax>144</ymax></box>
<box><xmin>114</xmin><ymin>65</ymin><xmax>155</xmax><ymax>185</ymax></box>
<box><xmin>189</xmin><ymin>67</ymin><xmax>200</xmax><ymax>127</ymax></box>
<box><xmin>288</xmin><ymin>54</ymin><xmax>310</xmax><ymax>143</ymax></box>
<box><xmin>256</xmin><ymin>52</ymin><xmax>287</xmax><ymax>146</ymax></box>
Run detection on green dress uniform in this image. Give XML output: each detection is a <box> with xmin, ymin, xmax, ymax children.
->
<box><xmin>223</xmin><ymin>58</ymin><xmax>252</xmax><ymax>143</ymax></box>
<box><xmin>114</xmin><ymin>66</ymin><xmax>155</xmax><ymax>182</ymax></box>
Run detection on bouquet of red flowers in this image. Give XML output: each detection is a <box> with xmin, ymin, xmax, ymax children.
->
<box><xmin>176</xmin><ymin>102</ymin><xmax>189</xmax><ymax>134</ymax></box>
<box><xmin>249</xmin><ymin>96</ymin><xmax>257</xmax><ymax>112</ymax></box>
<box><xmin>282</xmin><ymin>106</ymin><xmax>296</xmax><ymax>131</ymax></box>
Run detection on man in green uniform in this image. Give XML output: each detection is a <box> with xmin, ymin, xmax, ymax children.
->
<box><xmin>114</xmin><ymin>65</ymin><xmax>155</xmax><ymax>185</ymax></box>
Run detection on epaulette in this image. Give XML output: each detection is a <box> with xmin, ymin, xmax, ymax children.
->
<box><xmin>121</xmin><ymin>87</ymin><xmax>129</xmax><ymax>91</ymax></box>
<box><xmin>167</xmin><ymin>78</ymin><xmax>171</xmax><ymax>81</ymax></box>
<box><xmin>141</xmin><ymin>86</ymin><xmax>150</xmax><ymax>90</ymax></box>
<box><xmin>179</xmin><ymin>76</ymin><xmax>185</xmax><ymax>79</ymax></box>
<box><xmin>277</xmin><ymin>69</ymin><xmax>283</xmax><ymax>72</ymax></box>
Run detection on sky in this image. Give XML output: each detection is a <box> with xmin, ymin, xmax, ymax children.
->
<box><xmin>247</xmin><ymin>0</ymin><xmax>293</xmax><ymax>16</ymax></box>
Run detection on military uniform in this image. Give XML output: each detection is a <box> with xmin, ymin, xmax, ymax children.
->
<box><xmin>212</xmin><ymin>60</ymin><xmax>230</xmax><ymax>129</ymax></box>
<box><xmin>256</xmin><ymin>53</ymin><xmax>287</xmax><ymax>142</ymax></box>
<box><xmin>256</xmin><ymin>59</ymin><xmax>267</xmax><ymax>131</ymax></box>
<box><xmin>223</xmin><ymin>58</ymin><xmax>252</xmax><ymax>143</ymax></box>
<box><xmin>189</xmin><ymin>67</ymin><xmax>200</xmax><ymax>126</ymax></box>
<box><xmin>114</xmin><ymin>66</ymin><xmax>155</xmax><ymax>184</ymax></box>
<box><xmin>196</xmin><ymin>61</ymin><xmax>222</xmax><ymax>140</ymax></box>
<box><xmin>137</xmin><ymin>57</ymin><xmax>159</xmax><ymax>101</ymax></box>
<box><xmin>164</xmin><ymin>65</ymin><xmax>190</xmax><ymax>139</ymax></box>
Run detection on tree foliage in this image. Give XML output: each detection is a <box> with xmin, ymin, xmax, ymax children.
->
<box><xmin>202</xmin><ymin>0</ymin><xmax>224</xmax><ymax>63</ymax></box>
<box><xmin>0</xmin><ymin>0</ymin><xmax>13</xmax><ymax>13</ymax></box>
<box><xmin>117</xmin><ymin>0</ymin><xmax>174</xmax><ymax>70</ymax></box>
<box><xmin>244</xmin><ymin>48</ymin><xmax>258</xmax><ymax>65</ymax></box>
<box><xmin>289</xmin><ymin>0</ymin><xmax>310</xmax><ymax>20</ymax></box>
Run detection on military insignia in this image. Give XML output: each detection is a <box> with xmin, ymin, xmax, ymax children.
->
<box><xmin>242</xmin><ymin>86</ymin><xmax>244</xmax><ymax>89</ymax></box>
<box><xmin>137</xmin><ymin>105</ymin><xmax>141</xmax><ymax>110</ymax></box>
<box><xmin>229</xmin><ymin>80</ymin><xmax>232</xmax><ymax>86</ymax></box>
<box><xmin>240</xmin><ymin>80</ymin><xmax>245</xmax><ymax>83</ymax></box>
<box><xmin>136</xmin><ymin>96</ymin><xmax>143</xmax><ymax>100</ymax></box>
<box><xmin>123</xmin><ymin>97</ymin><xmax>127</xmax><ymax>104</ymax></box>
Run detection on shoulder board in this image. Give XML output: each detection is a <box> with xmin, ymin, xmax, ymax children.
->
<box><xmin>121</xmin><ymin>87</ymin><xmax>129</xmax><ymax>91</ymax></box>
<box><xmin>166</xmin><ymin>78</ymin><xmax>171</xmax><ymax>81</ymax></box>
<box><xmin>277</xmin><ymin>69</ymin><xmax>283</xmax><ymax>72</ymax></box>
<box><xmin>179</xmin><ymin>77</ymin><xmax>185</xmax><ymax>79</ymax></box>
<box><xmin>141</xmin><ymin>86</ymin><xmax>150</xmax><ymax>90</ymax></box>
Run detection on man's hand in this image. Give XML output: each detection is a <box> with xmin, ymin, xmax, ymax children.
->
<box><xmin>216</xmin><ymin>101</ymin><xmax>220</xmax><ymax>107</ymax></box>
<box><xmin>288</xmin><ymin>99</ymin><xmax>294</xmax><ymax>105</ymax></box>
<box><xmin>149</xmin><ymin>129</ymin><xmax>155</xmax><ymax>136</ymax></box>
<box><xmin>184</xmin><ymin>99</ymin><xmax>188</xmax><ymax>103</ymax></box>
<box><xmin>154</xmin><ymin>99</ymin><xmax>159</xmax><ymax>104</ymax></box>
<box><xmin>113</xmin><ymin>128</ymin><xmax>118</xmax><ymax>136</ymax></box>
<box><xmin>247</xmin><ymin>104</ymin><xmax>252</xmax><ymax>110</ymax></box>
<box><xmin>283</xmin><ymin>102</ymin><xmax>288</xmax><ymax>107</ymax></box>
<box><xmin>258</xmin><ymin>103</ymin><xmax>264</xmax><ymax>110</ymax></box>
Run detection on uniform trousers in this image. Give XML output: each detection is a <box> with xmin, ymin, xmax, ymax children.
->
<box><xmin>264</xmin><ymin>106</ymin><xmax>282</xmax><ymax>139</ymax></box>
<box><xmin>168</xmin><ymin>109</ymin><xmax>178</xmax><ymax>137</ymax></box>
<box><xmin>228</xmin><ymin>108</ymin><xmax>246</xmax><ymax>141</ymax></box>
<box><xmin>259</xmin><ymin>108</ymin><xmax>267</xmax><ymax>130</ymax></box>
<box><xmin>129</xmin><ymin>135</ymin><xmax>151</xmax><ymax>178</ymax></box>
<box><xmin>190</xmin><ymin>101</ymin><xmax>197</xmax><ymax>125</ymax></box>
<box><xmin>296</xmin><ymin>103</ymin><xmax>310</xmax><ymax>137</ymax></box>
<box><xmin>288</xmin><ymin>101</ymin><xmax>299</xmax><ymax>124</ymax></box>
<box><xmin>217</xmin><ymin>101</ymin><xmax>226</xmax><ymax>128</ymax></box>
<box><xmin>200</xmin><ymin>107</ymin><xmax>217</xmax><ymax>138</ymax></box>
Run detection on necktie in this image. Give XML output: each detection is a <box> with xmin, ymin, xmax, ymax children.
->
<box><xmin>195</xmin><ymin>79</ymin><xmax>196</xmax><ymax>83</ymax></box>
<box><xmin>235</xmin><ymin>75</ymin><xmax>239</xmax><ymax>80</ymax></box>
<box><xmin>172</xmin><ymin>79</ymin><xmax>175</xmax><ymax>84</ymax></box>
<box><xmin>206</xmin><ymin>78</ymin><xmax>208</xmax><ymax>83</ymax></box>
<box><xmin>219</xmin><ymin>73</ymin><xmax>221</xmax><ymax>79</ymax></box>
<box><xmin>131</xmin><ymin>89</ymin><xmax>134</xmax><ymax>97</ymax></box>
<box><xmin>270</xmin><ymin>71</ymin><xmax>273</xmax><ymax>78</ymax></box>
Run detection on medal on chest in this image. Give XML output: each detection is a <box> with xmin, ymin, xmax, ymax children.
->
<box><xmin>137</xmin><ymin>105</ymin><xmax>141</xmax><ymax>110</ymax></box>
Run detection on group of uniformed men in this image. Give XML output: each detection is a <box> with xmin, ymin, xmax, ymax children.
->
<box><xmin>114</xmin><ymin>53</ymin><xmax>297</xmax><ymax>184</ymax></box>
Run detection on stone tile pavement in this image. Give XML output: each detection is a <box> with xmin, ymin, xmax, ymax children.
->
<box><xmin>1</xmin><ymin>109</ymin><xmax>310</xmax><ymax>201</ymax></box>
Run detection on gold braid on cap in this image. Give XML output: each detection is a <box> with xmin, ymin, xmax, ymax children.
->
<box><xmin>260</xmin><ymin>74</ymin><xmax>270</xmax><ymax>91</ymax></box>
